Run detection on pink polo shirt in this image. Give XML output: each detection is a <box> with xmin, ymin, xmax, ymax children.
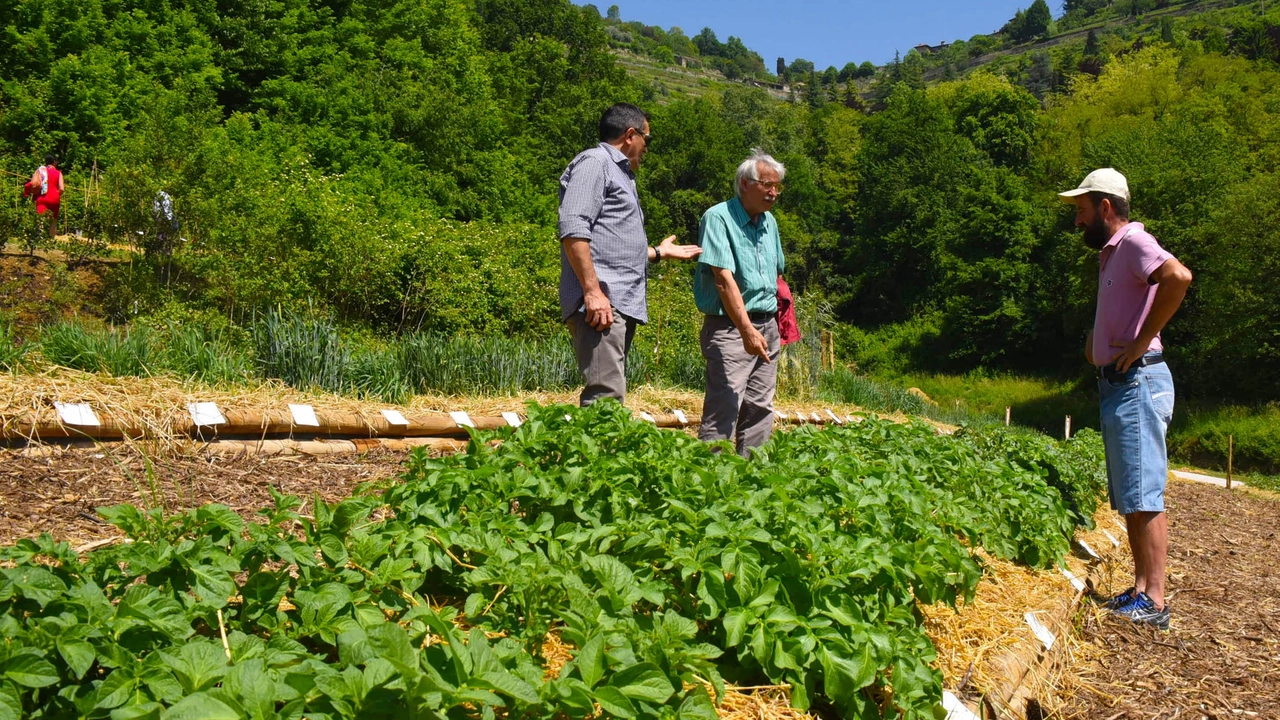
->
<box><xmin>1093</xmin><ymin>222</ymin><xmax>1174</xmax><ymax>367</ymax></box>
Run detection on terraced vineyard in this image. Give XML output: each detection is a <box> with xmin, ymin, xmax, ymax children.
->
<box><xmin>0</xmin><ymin>401</ymin><xmax>1105</xmax><ymax>719</ymax></box>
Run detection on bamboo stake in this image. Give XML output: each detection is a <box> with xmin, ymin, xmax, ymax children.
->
<box><xmin>1064</xmin><ymin>415</ymin><xmax>1072</xmax><ymax>440</ymax></box>
<box><xmin>1005</xmin><ymin>406</ymin><xmax>1011</xmax><ymax>426</ymax></box>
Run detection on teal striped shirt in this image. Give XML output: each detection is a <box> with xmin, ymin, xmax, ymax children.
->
<box><xmin>694</xmin><ymin>197</ymin><xmax>784</xmax><ymax>316</ymax></box>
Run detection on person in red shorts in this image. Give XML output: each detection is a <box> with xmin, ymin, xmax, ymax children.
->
<box><xmin>23</xmin><ymin>155</ymin><xmax>64</xmax><ymax>238</ymax></box>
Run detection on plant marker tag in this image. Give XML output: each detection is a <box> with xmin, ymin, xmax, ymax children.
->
<box><xmin>1077</xmin><ymin>539</ymin><xmax>1101</xmax><ymax>560</ymax></box>
<box><xmin>187</xmin><ymin>402</ymin><xmax>226</xmax><ymax>427</ymax></box>
<box><xmin>846</xmin><ymin>415</ymin><xmax>857</xmax><ymax>423</ymax></box>
<box><xmin>639</xmin><ymin>412</ymin><xmax>657</xmax><ymax>424</ymax></box>
<box><xmin>811</xmin><ymin>412</ymin><xmax>822</xmax><ymax>423</ymax></box>
<box><xmin>1115</xmin><ymin>519</ymin><xmax>1128</xmax><ymax>535</ymax></box>
<box><xmin>564</xmin><ymin>414</ymin><xmax>573</xmax><ymax>422</ymax></box>
<box><xmin>825</xmin><ymin>409</ymin><xmax>843</xmax><ymax>424</ymax></box>
<box><xmin>502</xmin><ymin>412</ymin><xmax>522</xmax><ymax>427</ymax></box>
<box><xmin>1024</xmin><ymin>612</ymin><xmax>1056</xmax><ymax>651</ymax></box>
<box><xmin>450</xmin><ymin>411</ymin><xmax>475</xmax><ymax>428</ymax></box>
<box><xmin>1102</xmin><ymin>530</ymin><xmax>1122</xmax><ymax>548</ymax></box>
<box><xmin>55</xmin><ymin>402</ymin><xmax>100</xmax><ymax>427</ymax></box>
<box><xmin>289</xmin><ymin>404</ymin><xmax>319</xmax><ymax>427</ymax></box>
<box><xmin>381</xmin><ymin>409</ymin><xmax>409</xmax><ymax>426</ymax></box>
<box><xmin>1060</xmin><ymin>567</ymin><xmax>1086</xmax><ymax>593</ymax></box>
<box><xmin>775</xmin><ymin>410</ymin><xmax>788</xmax><ymax>420</ymax></box>
<box><xmin>673</xmin><ymin>409</ymin><xmax>688</xmax><ymax>425</ymax></box>
<box><xmin>942</xmin><ymin>691</ymin><xmax>981</xmax><ymax>720</ymax></box>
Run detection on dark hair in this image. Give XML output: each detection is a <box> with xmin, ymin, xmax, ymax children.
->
<box><xmin>1088</xmin><ymin>191</ymin><xmax>1130</xmax><ymax>220</ymax></box>
<box><xmin>598</xmin><ymin>103</ymin><xmax>649</xmax><ymax>143</ymax></box>
<box><xmin>43</xmin><ymin>154</ymin><xmax>57</xmax><ymax>166</ymax></box>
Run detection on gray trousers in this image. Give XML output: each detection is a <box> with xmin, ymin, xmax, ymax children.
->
<box><xmin>698</xmin><ymin>315</ymin><xmax>780</xmax><ymax>456</ymax></box>
<box><xmin>567</xmin><ymin>310</ymin><xmax>636</xmax><ymax>407</ymax></box>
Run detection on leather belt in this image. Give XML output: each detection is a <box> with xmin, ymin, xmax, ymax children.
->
<box><xmin>1098</xmin><ymin>353</ymin><xmax>1164</xmax><ymax>380</ymax></box>
<box><xmin>747</xmin><ymin>312</ymin><xmax>775</xmax><ymax>323</ymax></box>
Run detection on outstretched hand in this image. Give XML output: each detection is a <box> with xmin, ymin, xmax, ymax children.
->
<box><xmin>657</xmin><ymin>234</ymin><xmax>701</xmax><ymax>261</ymax></box>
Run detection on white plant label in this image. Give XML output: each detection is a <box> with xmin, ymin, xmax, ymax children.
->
<box><xmin>942</xmin><ymin>691</ymin><xmax>981</xmax><ymax>720</ymax></box>
<box><xmin>289</xmin><ymin>404</ymin><xmax>320</xmax><ymax>427</ymax></box>
<box><xmin>1024</xmin><ymin>612</ymin><xmax>1056</xmax><ymax>651</ymax></box>
<box><xmin>811</xmin><ymin>412</ymin><xmax>822</xmax><ymax>423</ymax></box>
<box><xmin>672</xmin><ymin>409</ymin><xmax>688</xmax><ymax>425</ymax></box>
<box><xmin>502</xmin><ymin>412</ymin><xmax>522</xmax><ymax>428</ymax></box>
<box><xmin>1115</xmin><ymin>519</ymin><xmax>1128</xmax><ymax>535</ymax></box>
<box><xmin>825</xmin><ymin>409</ymin><xmax>843</xmax><ymax>424</ymax></box>
<box><xmin>1077</xmin><ymin>540</ymin><xmax>1101</xmax><ymax>560</ymax></box>
<box><xmin>450</xmin><ymin>411</ymin><xmax>475</xmax><ymax>428</ymax></box>
<box><xmin>55</xmin><ymin>402</ymin><xmax>100</xmax><ymax>427</ymax></box>
<box><xmin>775</xmin><ymin>411</ymin><xmax>788</xmax><ymax>420</ymax></box>
<box><xmin>846</xmin><ymin>415</ymin><xmax>857</xmax><ymax>423</ymax></box>
<box><xmin>187</xmin><ymin>402</ymin><xmax>226</xmax><ymax>427</ymax></box>
<box><xmin>564</xmin><ymin>414</ymin><xmax>573</xmax><ymax>422</ymax></box>
<box><xmin>1102</xmin><ymin>530</ymin><xmax>1122</xmax><ymax>548</ymax></box>
<box><xmin>639</xmin><ymin>412</ymin><xmax>657</xmax><ymax>424</ymax></box>
<box><xmin>381</xmin><ymin>409</ymin><xmax>409</xmax><ymax>426</ymax></box>
<box><xmin>1060</xmin><ymin>567</ymin><xmax>1086</xmax><ymax>593</ymax></box>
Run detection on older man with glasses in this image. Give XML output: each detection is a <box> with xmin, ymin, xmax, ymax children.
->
<box><xmin>559</xmin><ymin>103</ymin><xmax>702</xmax><ymax>406</ymax></box>
<box><xmin>694</xmin><ymin>151</ymin><xmax>788</xmax><ymax>456</ymax></box>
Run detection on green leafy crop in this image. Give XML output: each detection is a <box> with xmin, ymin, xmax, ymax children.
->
<box><xmin>0</xmin><ymin>401</ymin><xmax>1102</xmax><ymax>719</ymax></box>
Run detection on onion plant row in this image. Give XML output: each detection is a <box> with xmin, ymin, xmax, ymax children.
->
<box><xmin>0</xmin><ymin>402</ymin><xmax>1104</xmax><ymax>719</ymax></box>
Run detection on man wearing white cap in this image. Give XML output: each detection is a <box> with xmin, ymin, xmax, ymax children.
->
<box><xmin>1059</xmin><ymin>168</ymin><xmax>1192</xmax><ymax>631</ymax></box>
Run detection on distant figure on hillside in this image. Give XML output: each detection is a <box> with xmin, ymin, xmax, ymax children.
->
<box><xmin>1060</xmin><ymin>168</ymin><xmax>1193</xmax><ymax>631</ymax></box>
<box><xmin>694</xmin><ymin>152</ymin><xmax>791</xmax><ymax>457</ymax></box>
<box><xmin>558</xmin><ymin>102</ymin><xmax>702</xmax><ymax>406</ymax></box>
<box><xmin>23</xmin><ymin>155</ymin><xmax>64</xmax><ymax>238</ymax></box>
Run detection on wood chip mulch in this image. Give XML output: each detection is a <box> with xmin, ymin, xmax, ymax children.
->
<box><xmin>1061</xmin><ymin>480</ymin><xmax>1280</xmax><ymax>719</ymax></box>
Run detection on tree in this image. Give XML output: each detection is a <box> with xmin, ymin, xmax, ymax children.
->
<box><xmin>1161</xmin><ymin>18</ymin><xmax>1174</xmax><ymax>45</ymax></box>
<box><xmin>1084</xmin><ymin>29</ymin><xmax>1100</xmax><ymax>57</ymax></box>
<box><xmin>839</xmin><ymin>62</ymin><xmax>861</xmax><ymax>83</ymax></box>
<box><xmin>694</xmin><ymin>27</ymin><xmax>721</xmax><ymax>56</ymax></box>
<box><xmin>1024</xmin><ymin>0</ymin><xmax>1052</xmax><ymax>38</ymax></box>
<box><xmin>856</xmin><ymin>61</ymin><xmax>878</xmax><ymax>78</ymax></box>
<box><xmin>777</xmin><ymin>57</ymin><xmax>787</xmax><ymax>79</ymax></box>
<box><xmin>822</xmin><ymin>65</ymin><xmax>840</xmax><ymax>87</ymax></box>
<box><xmin>606</xmin><ymin>4</ymin><xmax>620</xmax><ymax>21</ymax></box>
<box><xmin>788</xmin><ymin>58</ymin><xmax>815</xmax><ymax>77</ymax></box>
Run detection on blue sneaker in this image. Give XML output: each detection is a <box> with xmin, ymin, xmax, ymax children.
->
<box><xmin>1112</xmin><ymin>592</ymin><xmax>1171</xmax><ymax>630</ymax></box>
<box><xmin>1099</xmin><ymin>586</ymin><xmax>1136</xmax><ymax>611</ymax></box>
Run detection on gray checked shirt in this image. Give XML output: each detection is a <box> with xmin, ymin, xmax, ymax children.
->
<box><xmin>558</xmin><ymin>143</ymin><xmax>650</xmax><ymax>324</ymax></box>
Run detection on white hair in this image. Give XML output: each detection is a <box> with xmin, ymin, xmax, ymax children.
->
<box><xmin>733</xmin><ymin>150</ymin><xmax>786</xmax><ymax>200</ymax></box>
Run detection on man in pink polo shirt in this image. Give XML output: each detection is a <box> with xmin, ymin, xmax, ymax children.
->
<box><xmin>1060</xmin><ymin>168</ymin><xmax>1193</xmax><ymax>631</ymax></box>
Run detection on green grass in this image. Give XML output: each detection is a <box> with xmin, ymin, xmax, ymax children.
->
<box><xmin>886</xmin><ymin>371</ymin><xmax>1097</xmax><ymax>436</ymax></box>
<box><xmin>1168</xmin><ymin>402</ymin><xmax>1280</xmax><ymax>476</ymax></box>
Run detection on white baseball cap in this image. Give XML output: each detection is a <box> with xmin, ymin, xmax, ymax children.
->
<box><xmin>1058</xmin><ymin>168</ymin><xmax>1130</xmax><ymax>203</ymax></box>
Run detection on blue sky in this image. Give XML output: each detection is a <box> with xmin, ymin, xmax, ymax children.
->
<box><xmin>579</xmin><ymin>0</ymin><xmax>1050</xmax><ymax>68</ymax></box>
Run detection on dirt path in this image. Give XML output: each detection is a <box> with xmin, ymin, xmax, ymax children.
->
<box><xmin>1062</xmin><ymin>480</ymin><xmax>1280</xmax><ymax>719</ymax></box>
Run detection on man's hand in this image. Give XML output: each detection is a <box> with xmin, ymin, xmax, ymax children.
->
<box><xmin>656</xmin><ymin>234</ymin><xmax>702</xmax><ymax>261</ymax></box>
<box><xmin>584</xmin><ymin>288</ymin><xmax>614</xmax><ymax>331</ymax></box>
<box><xmin>743</xmin><ymin>326</ymin><xmax>771</xmax><ymax>362</ymax></box>
<box><xmin>1109</xmin><ymin>340</ymin><xmax>1148</xmax><ymax>372</ymax></box>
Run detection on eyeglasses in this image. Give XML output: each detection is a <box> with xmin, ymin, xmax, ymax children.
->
<box><xmin>750</xmin><ymin>179</ymin><xmax>784</xmax><ymax>193</ymax></box>
<box><xmin>633</xmin><ymin>129</ymin><xmax>652</xmax><ymax>146</ymax></box>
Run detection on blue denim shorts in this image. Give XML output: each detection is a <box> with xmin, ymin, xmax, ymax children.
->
<box><xmin>1098</xmin><ymin>356</ymin><xmax>1175</xmax><ymax>515</ymax></box>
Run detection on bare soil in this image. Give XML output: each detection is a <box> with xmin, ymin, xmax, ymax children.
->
<box><xmin>0</xmin><ymin>447</ymin><xmax>410</xmax><ymax>548</ymax></box>
<box><xmin>1063</xmin><ymin>480</ymin><xmax>1280</xmax><ymax>719</ymax></box>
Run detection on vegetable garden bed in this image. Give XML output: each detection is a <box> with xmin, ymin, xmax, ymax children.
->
<box><xmin>0</xmin><ymin>400</ymin><xmax>1107</xmax><ymax>719</ymax></box>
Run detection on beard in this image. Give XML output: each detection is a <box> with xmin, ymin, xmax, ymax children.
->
<box><xmin>1082</xmin><ymin>216</ymin><xmax>1110</xmax><ymax>250</ymax></box>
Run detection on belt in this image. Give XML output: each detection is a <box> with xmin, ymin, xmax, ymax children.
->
<box><xmin>747</xmin><ymin>311</ymin><xmax>775</xmax><ymax>323</ymax></box>
<box><xmin>1097</xmin><ymin>353</ymin><xmax>1164</xmax><ymax>379</ymax></box>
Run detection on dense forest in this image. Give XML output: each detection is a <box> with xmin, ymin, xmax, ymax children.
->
<box><xmin>2</xmin><ymin>0</ymin><xmax>1279</xmax><ymax>402</ymax></box>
